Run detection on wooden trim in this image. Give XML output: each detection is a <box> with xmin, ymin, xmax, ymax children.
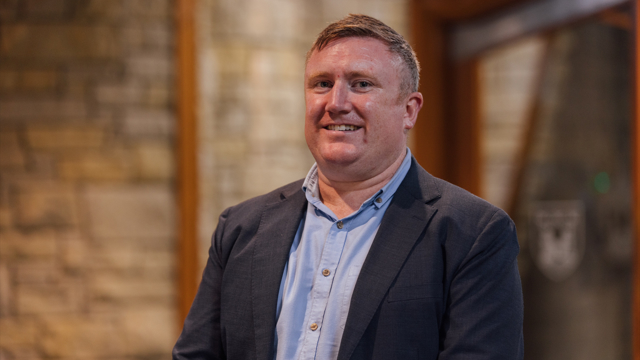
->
<box><xmin>410</xmin><ymin>0</ymin><xmax>448</xmax><ymax>180</ymax></box>
<box><xmin>450</xmin><ymin>59</ymin><xmax>482</xmax><ymax>196</ymax></box>
<box><xmin>421</xmin><ymin>0</ymin><xmax>525</xmax><ymax>21</ymax></box>
<box><xmin>176</xmin><ymin>0</ymin><xmax>199</xmax><ymax>328</ymax></box>
<box><xmin>451</xmin><ymin>0</ymin><xmax>631</xmax><ymax>60</ymax></box>
<box><xmin>633</xmin><ymin>1</ymin><xmax>640</xmax><ymax>358</ymax></box>
<box><xmin>410</xmin><ymin>0</ymin><xmax>482</xmax><ymax>193</ymax></box>
<box><xmin>598</xmin><ymin>7</ymin><xmax>633</xmax><ymax>29</ymax></box>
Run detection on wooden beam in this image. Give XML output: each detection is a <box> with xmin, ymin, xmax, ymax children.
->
<box><xmin>598</xmin><ymin>7</ymin><xmax>633</xmax><ymax>29</ymax></box>
<box><xmin>410</xmin><ymin>0</ymin><xmax>483</xmax><ymax>194</ymax></box>
<box><xmin>633</xmin><ymin>1</ymin><xmax>640</xmax><ymax>359</ymax></box>
<box><xmin>176</xmin><ymin>0</ymin><xmax>199</xmax><ymax>328</ymax></box>
<box><xmin>450</xmin><ymin>58</ymin><xmax>482</xmax><ymax>196</ymax></box>
<box><xmin>452</xmin><ymin>0</ymin><xmax>631</xmax><ymax>60</ymax></box>
<box><xmin>421</xmin><ymin>0</ymin><xmax>525</xmax><ymax>20</ymax></box>
<box><xmin>410</xmin><ymin>0</ymin><xmax>448</xmax><ymax>180</ymax></box>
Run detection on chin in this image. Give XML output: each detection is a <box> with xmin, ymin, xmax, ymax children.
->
<box><xmin>315</xmin><ymin>146</ymin><xmax>360</xmax><ymax>166</ymax></box>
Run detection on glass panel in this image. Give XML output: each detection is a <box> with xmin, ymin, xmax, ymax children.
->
<box><xmin>479</xmin><ymin>18</ymin><xmax>633</xmax><ymax>359</ymax></box>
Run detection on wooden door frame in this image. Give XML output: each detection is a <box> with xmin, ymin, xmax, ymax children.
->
<box><xmin>176</xmin><ymin>0</ymin><xmax>199</xmax><ymax>327</ymax></box>
<box><xmin>409</xmin><ymin>0</ymin><xmax>639</xmax><ymax>357</ymax></box>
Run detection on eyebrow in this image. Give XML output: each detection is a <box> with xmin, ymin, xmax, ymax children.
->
<box><xmin>306</xmin><ymin>71</ymin><xmax>379</xmax><ymax>85</ymax></box>
<box><xmin>306</xmin><ymin>71</ymin><xmax>331</xmax><ymax>85</ymax></box>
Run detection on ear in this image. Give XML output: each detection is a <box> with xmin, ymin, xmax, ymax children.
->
<box><xmin>403</xmin><ymin>92</ymin><xmax>423</xmax><ymax>130</ymax></box>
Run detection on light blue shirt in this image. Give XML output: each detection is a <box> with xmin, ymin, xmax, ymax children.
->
<box><xmin>274</xmin><ymin>149</ymin><xmax>413</xmax><ymax>360</ymax></box>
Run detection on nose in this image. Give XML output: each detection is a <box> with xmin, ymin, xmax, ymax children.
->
<box><xmin>326</xmin><ymin>82</ymin><xmax>352</xmax><ymax>114</ymax></box>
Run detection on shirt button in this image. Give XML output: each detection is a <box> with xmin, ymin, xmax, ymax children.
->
<box><xmin>310</xmin><ymin>323</ymin><xmax>318</xmax><ymax>331</ymax></box>
<box><xmin>322</xmin><ymin>269</ymin><xmax>330</xmax><ymax>277</ymax></box>
<box><xmin>376</xmin><ymin>197</ymin><xmax>382</xmax><ymax>203</ymax></box>
<box><xmin>337</xmin><ymin>221</ymin><xmax>343</xmax><ymax>229</ymax></box>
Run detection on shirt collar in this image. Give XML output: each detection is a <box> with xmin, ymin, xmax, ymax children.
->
<box><xmin>301</xmin><ymin>148</ymin><xmax>413</xmax><ymax>211</ymax></box>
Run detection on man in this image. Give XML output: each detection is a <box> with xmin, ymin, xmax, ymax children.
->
<box><xmin>174</xmin><ymin>14</ymin><xmax>523</xmax><ymax>360</ymax></box>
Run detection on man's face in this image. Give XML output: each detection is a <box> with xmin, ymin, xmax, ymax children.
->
<box><xmin>304</xmin><ymin>37</ymin><xmax>421</xmax><ymax>182</ymax></box>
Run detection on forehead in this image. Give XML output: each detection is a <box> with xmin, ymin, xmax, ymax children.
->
<box><xmin>305</xmin><ymin>37</ymin><xmax>401</xmax><ymax>77</ymax></box>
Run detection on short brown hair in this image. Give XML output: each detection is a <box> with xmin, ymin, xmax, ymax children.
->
<box><xmin>307</xmin><ymin>14</ymin><xmax>420</xmax><ymax>96</ymax></box>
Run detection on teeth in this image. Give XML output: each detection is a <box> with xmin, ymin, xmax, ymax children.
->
<box><xmin>327</xmin><ymin>125</ymin><xmax>359</xmax><ymax>131</ymax></box>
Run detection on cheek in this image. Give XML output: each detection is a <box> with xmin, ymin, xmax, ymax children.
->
<box><xmin>306</xmin><ymin>97</ymin><xmax>325</xmax><ymax>118</ymax></box>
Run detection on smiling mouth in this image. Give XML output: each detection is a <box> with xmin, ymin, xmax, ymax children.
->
<box><xmin>325</xmin><ymin>124</ymin><xmax>361</xmax><ymax>131</ymax></box>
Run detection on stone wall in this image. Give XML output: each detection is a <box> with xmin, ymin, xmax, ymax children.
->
<box><xmin>196</xmin><ymin>0</ymin><xmax>410</xmax><ymax>263</ymax></box>
<box><xmin>0</xmin><ymin>1</ymin><xmax>177</xmax><ymax>359</ymax></box>
<box><xmin>0</xmin><ymin>0</ymin><xmax>412</xmax><ymax>357</ymax></box>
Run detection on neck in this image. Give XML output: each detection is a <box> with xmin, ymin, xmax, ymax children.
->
<box><xmin>317</xmin><ymin>150</ymin><xmax>406</xmax><ymax>219</ymax></box>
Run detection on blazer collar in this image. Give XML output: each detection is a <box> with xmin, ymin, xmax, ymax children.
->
<box><xmin>337</xmin><ymin>158</ymin><xmax>441</xmax><ymax>360</ymax></box>
<box><xmin>251</xmin><ymin>185</ymin><xmax>307</xmax><ymax>360</ymax></box>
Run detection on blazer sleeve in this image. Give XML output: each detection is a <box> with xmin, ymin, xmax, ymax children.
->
<box><xmin>439</xmin><ymin>209</ymin><xmax>524</xmax><ymax>360</ymax></box>
<box><xmin>172</xmin><ymin>208</ymin><xmax>230</xmax><ymax>360</ymax></box>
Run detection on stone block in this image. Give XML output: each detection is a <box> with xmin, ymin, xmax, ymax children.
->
<box><xmin>215</xmin><ymin>44</ymin><xmax>251</xmax><ymax>76</ymax></box>
<box><xmin>213</xmin><ymin>138</ymin><xmax>247</xmax><ymax>166</ymax></box>
<box><xmin>0</xmin><ymin>68</ymin><xmax>59</xmax><ymax>93</ymax></box>
<box><xmin>124</xmin><ymin>0</ymin><xmax>170</xmax><ymax>20</ymax></box>
<box><xmin>0</xmin><ymin>264</ymin><xmax>11</xmax><ymax>316</ymax></box>
<box><xmin>0</xmin><ymin>318</ymin><xmax>38</xmax><ymax>349</ymax></box>
<box><xmin>77</xmin><ymin>0</ymin><xmax>125</xmax><ymax>20</ymax></box>
<box><xmin>0</xmin><ymin>230</ymin><xmax>57</xmax><ymax>261</ymax></box>
<box><xmin>0</xmin><ymin>25</ymin><xmax>121</xmax><ymax>60</ymax></box>
<box><xmin>141</xmin><ymin>23</ymin><xmax>172</xmax><ymax>49</ymax></box>
<box><xmin>20</xmin><ymin>70</ymin><xmax>59</xmax><ymax>92</ymax></box>
<box><xmin>95</xmin><ymin>81</ymin><xmax>143</xmax><ymax>105</ymax></box>
<box><xmin>26</xmin><ymin>153</ymin><xmax>56</xmax><ymax>177</ymax></box>
<box><xmin>38</xmin><ymin>314</ymin><xmax>127</xmax><ymax>358</ymax></box>
<box><xmin>144</xmin><ymin>82</ymin><xmax>172</xmax><ymax>107</ymax></box>
<box><xmin>88</xmin><ymin>272</ymin><xmax>173</xmax><ymax>305</ymax></box>
<box><xmin>0</xmin><ymin>0</ymin><xmax>19</xmax><ymax>20</ymax></box>
<box><xmin>214</xmin><ymin>94</ymin><xmax>250</xmax><ymax>136</ymax></box>
<box><xmin>88</xmin><ymin>246</ymin><xmax>174</xmax><ymax>279</ymax></box>
<box><xmin>58</xmin><ymin>232</ymin><xmax>88</xmax><ymax>271</ymax></box>
<box><xmin>0</xmin><ymin>131</ymin><xmax>25</xmax><ymax>169</ymax></box>
<box><xmin>122</xmin><ymin>108</ymin><xmax>175</xmax><ymax>137</ymax></box>
<box><xmin>120</xmin><ymin>306</ymin><xmax>176</xmax><ymax>355</ymax></box>
<box><xmin>58</xmin><ymin>152</ymin><xmax>133</xmax><ymax>182</ymax></box>
<box><xmin>134</xmin><ymin>141</ymin><xmax>175</xmax><ymax>180</ymax></box>
<box><xmin>0</xmin><ymin>70</ymin><xmax>18</xmax><ymax>91</ymax></box>
<box><xmin>0</xmin><ymin>99</ymin><xmax>86</xmax><ymax>121</ymax></box>
<box><xmin>247</xmin><ymin>93</ymin><xmax>304</xmax><ymax>143</ymax></box>
<box><xmin>14</xmin><ymin>183</ymin><xmax>78</xmax><ymax>228</ymax></box>
<box><xmin>15</xmin><ymin>280</ymin><xmax>83</xmax><ymax>314</ymax></box>
<box><xmin>23</xmin><ymin>0</ymin><xmax>70</xmax><ymax>19</ymax></box>
<box><xmin>25</xmin><ymin>125</ymin><xmax>105</xmax><ymax>150</ymax></box>
<box><xmin>1</xmin><ymin>348</ymin><xmax>43</xmax><ymax>360</ymax></box>
<box><xmin>127</xmin><ymin>54</ymin><xmax>172</xmax><ymax>79</ymax></box>
<box><xmin>84</xmin><ymin>185</ymin><xmax>176</xmax><ymax>239</ymax></box>
<box><xmin>14</xmin><ymin>261</ymin><xmax>61</xmax><ymax>284</ymax></box>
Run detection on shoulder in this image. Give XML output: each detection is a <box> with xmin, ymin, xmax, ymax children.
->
<box><xmin>219</xmin><ymin>179</ymin><xmax>305</xmax><ymax>227</ymax></box>
<box><xmin>210</xmin><ymin>179</ymin><xmax>305</xmax><ymax>263</ymax></box>
<box><xmin>406</xmin><ymin>159</ymin><xmax>514</xmax><ymax>240</ymax></box>
<box><xmin>433</xmin><ymin>176</ymin><xmax>508</xmax><ymax>225</ymax></box>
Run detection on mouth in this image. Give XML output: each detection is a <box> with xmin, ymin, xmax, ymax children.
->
<box><xmin>325</xmin><ymin>124</ymin><xmax>361</xmax><ymax>131</ymax></box>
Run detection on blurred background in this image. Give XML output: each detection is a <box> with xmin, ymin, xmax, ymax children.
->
<box><xmin>0</xmin><ymin>0</ymin><xmax>637</xmax><ymax>359</ymax></box>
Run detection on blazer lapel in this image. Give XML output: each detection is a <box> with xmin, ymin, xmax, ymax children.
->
<box><xmin>251</xmin><ymin>187</ymin><xmax>307</xmax><ymax>360</ymax></box>
<box><xmin>337</xmin><ymin>160</ymin><xmax>441</xmax><ymax>360</ymax></box>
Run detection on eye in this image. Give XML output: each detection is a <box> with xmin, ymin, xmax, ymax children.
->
<box><xmin>317</xmin><ymin>81</ymin><xmax>331</xmax><ymax>88</ymax></box>
<box><xmin>354</xmin><ymin>81</ymin><xmax>371</xmax><ymax>89</ymax></box>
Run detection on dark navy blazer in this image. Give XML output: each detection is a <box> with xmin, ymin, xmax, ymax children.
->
<box><xmin>173</xmin><ymin>158</ymin><xmax>524</xmax><ymax>360</ymax></box>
